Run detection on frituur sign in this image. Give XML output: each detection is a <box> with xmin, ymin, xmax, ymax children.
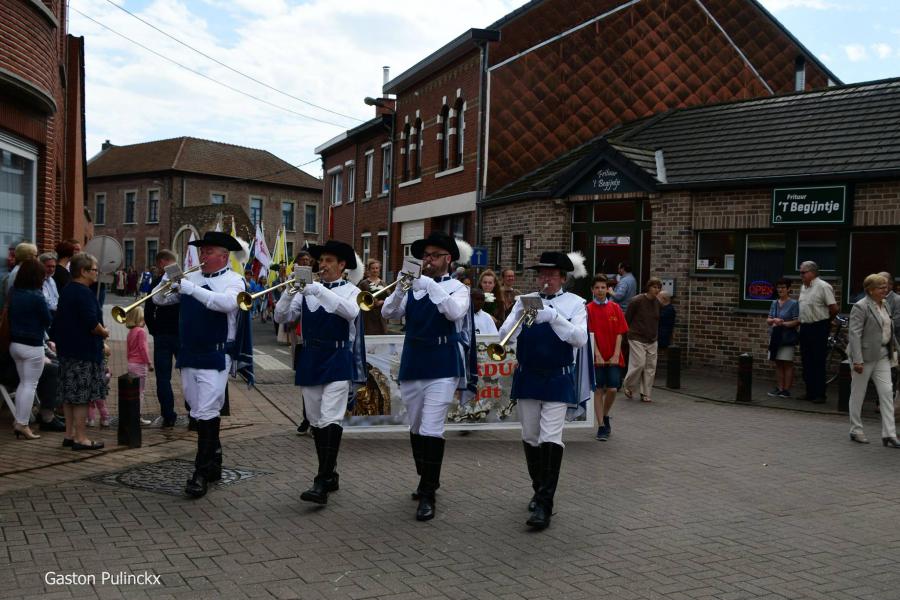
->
<box><xmin>771</xmin><ymin>186</ymin><xmax>848</xmax><ymax>225</ymax></box>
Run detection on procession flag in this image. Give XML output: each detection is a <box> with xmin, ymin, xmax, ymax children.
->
<box><xmin>253</xmin><ymin>222</ymin><xmax>271</xmax><ymax>278</ymax></box>
<box><xmin>268</xmin><ymin>225</ymin><xmax>286</xmax><ymax>285</ymax></box>
<box><xmin>185</xmin><ymin>231</ymin><xmax>199</xmax><ymax>271</ymax></box>
<box><xmin>230</xmin><ymin>220</ymin><xmax>245</xmax><ymax>274</ymax></box>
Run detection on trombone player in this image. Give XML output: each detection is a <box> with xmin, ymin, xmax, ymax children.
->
<box><xmin>274</xmin><ymin>240</ymin><xmax>366</xmax><ymax>505</ymax></box>
<box><xmin>498</xmin><ymin>251</ymin><xmax>588</xmax><ymax>530</ymax></box>
<box><xmin>153</xmin><ymin>231</ymin><xmax>250</xmax><ymax>499</ymax></box>
<box><xmin>381</xmin><ymin>231</ymin><xmax>476</xmax><ymax>522</ymax></box>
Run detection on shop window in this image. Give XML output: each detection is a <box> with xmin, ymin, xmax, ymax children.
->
<box><xmin>572</xmin><ymin>204</ymin><xmax>591</xmax><ymax>223</ymax></box>
<box><xmin>796</xmin><ymin>229</ymin><xmax>837</xmax><ymax>272</ymax></box>
<box><xmin>743</xmin><ymin>233</ymin><xmax>786</xmax><ymax>301</ymax></box>
<box><xmin>593</xmin><ymin>201</ymin><xmax>635</xmax><ymax>222</ymax></box>
<box><xmin>849</xmin><ymin>231</ymin><xmax>899</xmax><ymax>303</ymax></box>
<box><xmin>696</xmin><ymin>232</ymin><xmax>736</xmax><ymax>271</ymax></box>
<box><xmin>572</xmin><ymin>231</ymin><xmax>590</xmax><ymax>266</ymax></box>
<box><xmin>595</xmin><ymin>234</ymin><xmax>631</xmax><ymax>278</ymax></box>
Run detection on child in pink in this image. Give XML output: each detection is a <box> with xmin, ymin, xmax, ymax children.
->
<box><xmin>126</xmin><ymin>306</ymin><xmax>154</xmax><ymax>425</ymax></box>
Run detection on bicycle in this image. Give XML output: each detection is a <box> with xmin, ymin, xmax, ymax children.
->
<box><xmin>825</xmin><ymin>315</ymin><xmax>849</xmax><ymax>385</ymax></box>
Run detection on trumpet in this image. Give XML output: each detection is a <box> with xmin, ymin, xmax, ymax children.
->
<box><xmin>111</xmin><ymin>263</ymin><xmax>204</xmax><ymax>324</ymax></box>
<box><xmin>237</xmin><ymin>266</ymin><xmax>314</xmax><ymax>311</ymax></box>
<box><xmin>485</xmin><ymin>291</ymin><xmax>545</xmax><ymax>361</ymax></box>
<box><xmin>357</xmin><ymin>258</ymin><xmax>422</xmax><ymax>311</ymax></box>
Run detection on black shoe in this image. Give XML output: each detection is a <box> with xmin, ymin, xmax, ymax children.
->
<box><xmin>296</xmin><ymin>419</ymin><xmax>310</xmax><ymax>435</ymax></box>
<box><xmin>415</xmin><ymin>493</ymin><xmax>435</xmax><ymax>521</ymax></box>
<box><xmin>71</xmin><ymin>440</ymin><xmax>104</xmax><ymax>451</ymax></box>
<box><xmin>62</xmin><ymin>438</ymin><xmax>74</xmax><ymax>447</ymax></box>
<box><xmin>161</xmin><ymin>418</ymin><xmax>176</xmax><ymax>429</ymax></box>
<box><xmin>883</xmin><ymin>437</ymin><xmax>900</xmax><ymax>448</ymax></box>
<box><xmin>185</xmin><ymin>472</ymin><xmax>208</xmax><ymax>498</ymax></box>
<box><xmin>40</xmin><ymin>417</ymin><xmax>66</xmax><ymax>432</ymax></box>
<box><xmin>528</xmin><ymin>495</ymin><xmax>538</xmax><ymax>512</ymax></box>
<box><xmin>188</xmin><ymin>417</ymin><xmax>198</xmax><ymax>431</ymax></box>
<box><xmin>526</xmin><ymin>503</ymin><xmax>551</xmax><ymax>530</ymax></box>
<box><xmin>300</xmin><ymin>477</ymin><xmax>330</xmax><ymax>504</ymax></box>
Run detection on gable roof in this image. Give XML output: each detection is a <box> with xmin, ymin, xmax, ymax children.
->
<box><xmin>483</xmin><ymin>77</ymin><xmax>900</xmax><ymax>203</ymax></box>
<box><xmin>87</xmin><ymin>137</ymin><xmax>322</xmax><ymax>189</ymax></box>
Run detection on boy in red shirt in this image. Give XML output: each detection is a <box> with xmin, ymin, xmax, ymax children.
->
<box><xmin>586</xmin><ymin>275</ymin><xmax>628</xmax><ymax>441</ymax></box>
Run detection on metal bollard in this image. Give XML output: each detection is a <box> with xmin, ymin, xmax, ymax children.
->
<box><xmin>838</xmin><ymin>359</ymin><xmax>851</xmax><ymax>413</ymax></box>
<box><xmin>666</xmin><ymin>346</ymin><xmax>681</xmax><ymax>389</ymax></box>
<box><xmin>736</xmin><ymin>353</ymin><xmax>753</xmax><ymax>402</ymax></box>
<box><xmin>117</xmin><ymin>373</ymin><xmax>142</xmax><ymax>448</ymax></box>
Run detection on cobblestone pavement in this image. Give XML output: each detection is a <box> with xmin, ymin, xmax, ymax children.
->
<box><xmin>4</xmin><ymin>384</ymin><xmax>900</xmax><ymax>600</ymax></box>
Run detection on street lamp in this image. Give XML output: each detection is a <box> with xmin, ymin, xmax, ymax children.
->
<box><xmin>364</xmin><ymin>96</ymin><xmax>396</xmax><ymax>279</ymax></box>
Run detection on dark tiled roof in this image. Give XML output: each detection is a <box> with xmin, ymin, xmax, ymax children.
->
<box><xmin>483</xmin><ymin>78</ymin><xmax>900</xmax><ymax>201</ymax></box>
<box><xmin>87</xmin><ymin>137</ymin><xmax>322</xmax><ymax>189</ymax></box>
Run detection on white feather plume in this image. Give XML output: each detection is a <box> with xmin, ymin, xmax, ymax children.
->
<box><xmin>233</xmin><ymin>236</ymin><xmax>251</xmax><ymax>266</ymax></box>
<box><xmin>567</xmin><ymin>250</ymin><xmax>587</xmax><ymax>279</ymax></box>
<box><xmin>347</xmin><ymin>252</ymin><xmax>365</xmax><ymax>285</ymax></box>
<box><xmin>456</xmin><ymin>239</ymin><xmax>473</xmax><ymax>265</ymax></box>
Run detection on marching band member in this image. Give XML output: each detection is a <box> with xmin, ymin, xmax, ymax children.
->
<box><xmin>154</xmin><ymin>231</ymin><xmax>250</xmax><ymax>499</ymax></box>
<box><xmin>274</xmin><ymin>240</ymin><xmax>366</xmax><ymax>505</ymax></box>
<box><xmin>499</xmin><ymin>251</ymin><xmax>588</xmax><ymax>530</ymax></box>
<box><xmin>381</xmin><ymin>231</ymin><xmax>475</xmax><ymax>521</ymax></box>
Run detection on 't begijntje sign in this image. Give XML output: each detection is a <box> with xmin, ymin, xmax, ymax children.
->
<box><xmin>771</xmin><ymin>186</ymin><xmax>848</xmax><ymax>225</ymax></box>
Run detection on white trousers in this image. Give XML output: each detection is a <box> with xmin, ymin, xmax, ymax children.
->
<box><xmin>9</xmin><ymin>342</ymin><xmax>44</xmax><ymax>426</ymax></box>
<box><xmin>301</xmin><ymin>380</ymin><xmax>350</xmax><ymax>428</ymax></box>
<box><xmin>849</xmin><ymin>356</ymin><xmax>897</xmax><ymax>439</ymax></box>
<box><xmin>400</xmin><ymin>377</ymin><xmax>458</xmax><ymax>438</ymax></box>
<box><xmin>518</xmin><ymin>399</ymin><xmax>567</xmax><ymax>447</ymax></box>
<box><xmin>624</xmin><ymin>339</ymin><xmax>658</xmax><ymax>398</ymax></box>
<box><xmin>181</xmin><ymin>356</ymin><xmax>231</xmax><ymax>421</ymax></box>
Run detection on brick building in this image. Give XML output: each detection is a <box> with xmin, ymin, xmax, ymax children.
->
<box><xmin>482</xmin><ymin>78</ymin><xmax>900</xmax><ymax>372</ymax></box>
<box><xmin>0</xmin><ymin>0</ymin><xmax>88</xmax><ymax>276</ymax></box>
<box><xmin>344</xmin><ymin>0</ymin><xmax>839</xmax><ymax>274</ymax></box>
<box><xmin>87</xmin><ymin>137</ymin><xmax>323</xmax><ymax>270</ymax></box>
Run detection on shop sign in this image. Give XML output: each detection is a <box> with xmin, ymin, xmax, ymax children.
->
<box><xmin>747</xmin><ymin>280</ymin><xmax>775</xmax><ymax>300</ymax></box>
<box><xmin>771</xmin><ymin>186</ymin><xmax>848</xmax><ymax>225</ymax></box>
<box><xmin>571</xmin><ymin>161</ymin><xmax>644</xmax><ymax>195</ymax></box>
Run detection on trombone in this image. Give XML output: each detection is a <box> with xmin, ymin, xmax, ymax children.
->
<box><xmin>485</xmin><ymin>294</ymin><xmax>544</xmax><ymax>361</ymax></box>
<box><xmin>357</xmin><ymin>259</ymin><xmax>421</xmax><ymax>311</ymax></box>
<box><xmin>111</xmin><ymin>263</ymin><xmax>204</xmax><ymax>324</ymax></box>
<box><xmin>237</xmin><ymin>266</ymin><xmax>313</xmax><ymax>311</ymax></box>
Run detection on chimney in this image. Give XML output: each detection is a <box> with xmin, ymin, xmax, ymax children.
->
<box><xmin>101</xmin><ymin>139</ymin><xmax>113</xmax><ymax>151</ymax></box>
<box><xmin>654</xmin><ymin>149</ymin><xmax>668</xmax><ymax>184</ymax></box>
<box><xmin>382</xmin><ymin>66</ymin><xmax>390</xmax><ymax>87</ymax></box>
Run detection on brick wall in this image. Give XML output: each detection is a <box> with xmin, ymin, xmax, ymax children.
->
<box><xmin>854</xmin><ymin>181</ymin><xmax>900</xmax><ymax>226</ymax></box>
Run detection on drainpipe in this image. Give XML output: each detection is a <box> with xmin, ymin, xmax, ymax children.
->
<box><xmin>474</xmin><ymin>40</ymin><xmax>489</xmax><ymax>247</ymax></box>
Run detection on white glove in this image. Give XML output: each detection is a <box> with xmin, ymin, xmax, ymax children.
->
<box><xmin>177</xmin><ymin>279</ymin><xmax>197</xmax><ymax>296</ymax></box>
<box><xmin>411</xmin><ymin>276</ymin><xmax>431</xmax><ymax>292</ymax></box>
<box><xmin>302</xmin><ymin>281</ymin><xmax>324</xmax><ymax>296</ymax></box>
<box><xmin>534</xmin><ymin>307</ymin><xmax>558</xmax><ymax>324</ymax></box>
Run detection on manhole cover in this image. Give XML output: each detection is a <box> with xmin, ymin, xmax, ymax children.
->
<box><xmin>88</xmin><ymin>459</ymin><xmax>270</xmax><ymax>496</ymax></box>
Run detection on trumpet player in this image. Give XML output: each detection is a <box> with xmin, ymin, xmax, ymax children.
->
<box><xmin>153</xmin><ymin>232</ymin><xmax>249</xmax><ymax>499</ymax></box>
<box><xmin>274</xmin><ymin>240</ymin><xmax>366</xmax><ymax>505</ymax></box>
<box><xmin>381</xmin><ymin>231</ymin><xmax>476</xmax><ymax>522</ymax></box>
<box><xmin>498</xmin><ymin>251</ymin><xmax>588</xmax><ymax>530</ymax></box>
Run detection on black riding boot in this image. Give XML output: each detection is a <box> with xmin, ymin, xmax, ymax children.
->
<box><xmin>207</xmin><ymin>418</ymin><xmax>223</xmax><ymax>482</ymax></box>
<box><xmin>301</xmin><ymin>424</ymin><xmax>342</xmax><ymax>504</ymax></box>
<box><xmin>416</xmin><ymin>436</ymin><xmax>445</xmax><ymax>521</ymax></box>
<box><xmin>523</xmin><ymin>441</ymin><xmax>541</xmax><ymax>511</ymax></box>
<box><xmin>410</xmin><ymin>433</ymin><xmax>426</xmax><ymax>500</ymax></box>
<box><xmin>526</xmin><ymin>442</ymin><xmax>563</xmax><ymax>530</ymax></box>
<box><xmin>185</xmin><ymin>418</ymin><xmax>219</xmax><ymax>498</ymax></box>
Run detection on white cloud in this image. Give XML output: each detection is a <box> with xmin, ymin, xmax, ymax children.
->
<box><xmin>843</xmin><ymin>44</ymin><xmax>868</xmax><ymax>61</ymax></box>
<box><xmin>872</xmin><ymin>42</ymin><xmax>893</xmax><ymax>59</ymax></box>
<box><xmin>758</xmin><ymin>0</ymin><xmax>838</xmax><ymax>11</ymax></box>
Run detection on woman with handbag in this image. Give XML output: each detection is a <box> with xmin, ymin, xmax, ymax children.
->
<box><xmin>766</xmin><ymin>278</ymin><xmax>800</xmax><ymax>398</ymax></box>
<box><xmin>848</xmin><ymin>273</ymin><xmax>900</xmax><ymax>447</ymax></box>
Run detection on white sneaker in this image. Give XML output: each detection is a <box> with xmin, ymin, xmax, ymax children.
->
<box><xmin>86</xmin><ymin>418</ymin><xmax>97</xmax><ymax>427</ymax></box>
<box><xmin>139</xmin><ymin>418</ymin><xmax>152</xmax><ymax>426</ymax></box>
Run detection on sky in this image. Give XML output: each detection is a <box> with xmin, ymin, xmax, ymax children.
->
<box><xmin>68</xmin><ymin>0</ymin><xmax>900</xmax><ymax>178</ymax></box>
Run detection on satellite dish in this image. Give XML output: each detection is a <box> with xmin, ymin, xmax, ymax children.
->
<box><xmin>84</xmin><ymin>236</ymin><xmax>123</xmax><ymax>284</ymax></box>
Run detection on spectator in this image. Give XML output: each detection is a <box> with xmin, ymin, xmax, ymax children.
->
<box><xmin>7</xmin><ymin>259</ymin><xmax>51</xmax><ymax>440</ymax></box>
<box><xmin>145</xmin><ymin>249</ymin><xmax>180</xmax><ymax>428</ymax></box>
<box><xmin>623</xmin><ymin>278</ymin><xmax>662</xmax><ymax>402</ymax></box>
<box><xmin>878</xmin><ymin>272</ymin><xmax>900</xmax><ymax>339</ymax></box>
<box><xmin>50</xmin><ymin>252</ymin><xmax>108</xmax><ymax>451</ymax></box>
<box><xmin>2</xmin><ymin>241</ymin><xmax>39</xmax><ymax>299</ymax></box>
<box><xmin>52</xmin><ymin>238</ymin><xmax>80</xmax><ymax>292</ymax></box>
<box><xmin>38</xmin><ymin>252</ymin><xmax>59</xmax><ymax>315</ymax></box>
<box><xmin>359</xmin><ymin>258</ymin><xmax>388</xmax><ymax>335</ymax></box>
<box><xmin>471</xmin><ymin>288</ymin><xmax>498</xmax><ymax>335</ymax></box>
<box><xmin>612</xmin><ymin>262</ymin><xmax>638</xmax><ymax>312</ymax></box>
<box><xmin>848</xmin><ymin>274</ymin><xmax>899</xmax><ymax>447</ymax></box>
<box><xmin>126</xmin><ymin>306</ymin><xmax>153</xmax><ymax>426</ymax></box>
<box><xmin>798</xmin><ymin>261</ymin><xmax>838</xmax><ymax>403</ymax></box>
<box><xmin>586</xmin><ymin>274</ymin><xmax>628</xmax><ymax>441</ymax></box>
<box><xmin>126</xmin><ymin>266</ymin><xmax>138</xmax><ymax>297</ymax></box>
<box><xmin>500</xmin><ymin>268</ymin><xmax>521</xmax><ymax>314</ymax></box>
<box><xmin>477</xmin><ymin>269</ymin><xmax>505</xmax><ymax>327</ymax></box>
<box><xmin>256</xmin><ymin>275</ymin><xmax>270</xmax><ymax>322</ymax></box>
<box><xmin>114</xmin><ymin>268</ymin><xmax>126</xmax><ymax>295</ymax></box>
<box><xmin>139</xmin><ymin>267</ymin><xmax>153</xmax><ymax>295</ymax></box>
<box><xmin>766</xmin><ymin>278</ymin><xmax>800</xmax><ymax>398</ymax></box>
<box><xmin>657</xmin><ymin>290</ymin><xmax>676</xmax><ymax>350</ymax></box>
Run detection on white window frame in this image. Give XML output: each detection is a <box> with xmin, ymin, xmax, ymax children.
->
<box><xmin>146</xmin><ymin>188</ymin><xmax>160</xmax><ymax>224</ymax></box>
<box><xmin>364</xmin><ymin>150</ymin><xmax>374</xmax><ymax>200</ymax></box>
<box><xmin>94</xmin><ymin>192</ymin><xmax>106</xmax><ymax>226</ymax></box>
<box><xmin>281</xmin><ymin>200</ymin><xmax>296</xmax><ymax>232</ymax></box>
<box><xmin>378</xmin><ymin>231</ymin><xmax>388</xmax><ymax>280</ymax></box>
<box><xmin>210</xmin><ymin>192</ymin><xmax>226</xmax><ymax>204</ymax></box>
<box><xmin>361</xmin><ymin>232</ymin><xmax>371</xmax><ymax>265</ymax></box>
<box><xmin>380</xmin><ymin>144</ymin><xmax>392</xmax><ymax>195</ymax></box>
<box><xmin>0</xmin><ymin>135</ymin><xmax>38</xmax><ymax>253</ymax></box>
<box><xmin>249</xmin><ymin>196</ymin><xmax>264</xmax><ymax>227</ymax></box>
<box><xmin>346</xmin><ymin>163</ymin><xmax>356</xmax><ymax>203</ymax></box>
<box><xmin>123</xmin><ymin>190</ymin><xmax>138</xmax><ymax>224</ymax></box>
<box><xmin>328</xmin><ymin>166</ymin><xmax>343</xmax><ymax>206</ymax></box>
<box><xmin>304</xmin><ymin>203</ymin><xmax>319</xmax><ymax>234</ymax></box>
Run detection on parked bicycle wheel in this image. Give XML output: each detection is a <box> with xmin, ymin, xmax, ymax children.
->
<box><xmin>825</xmin><ymin>345</ymin><xmax>848</xmax><ymax>385</ymax></box>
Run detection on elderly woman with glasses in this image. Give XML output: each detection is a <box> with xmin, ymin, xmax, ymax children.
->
<box><xmin>49</xmin><ymin>253</ymin><xmax>109</xmax><ymax>451</ymax></box>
